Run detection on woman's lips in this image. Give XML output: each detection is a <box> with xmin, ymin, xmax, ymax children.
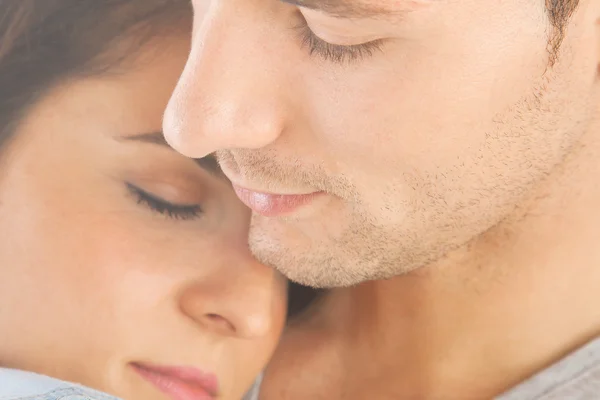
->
<box><xmin>131</xmin><ymin>362</ymin><xmax>219</xmax><ymax>400</ymax></box>
<box><xmin>233</xmin><ymin>185</ymin><xmax>323</xmax><ymax>217</ymax></box>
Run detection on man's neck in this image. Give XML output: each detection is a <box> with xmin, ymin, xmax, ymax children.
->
<box><xmin>311</xmin><ymin>126</ymin><xmax>600</xmax><ymax>398</ymax></box>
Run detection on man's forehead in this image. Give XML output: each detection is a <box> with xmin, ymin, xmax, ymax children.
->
<box><xmin>280</xmin><ymin>0</ymin><xmax>405</xmax><ymax>19</ymax></box>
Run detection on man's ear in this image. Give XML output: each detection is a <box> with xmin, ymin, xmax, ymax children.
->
<box><xmin>546</xmin><ymin>0</ymin><xmax>582</xmax><ymax>66</ymax></box>
<box><xmin>586</xmin><ymin>0</ymin><xmax>600</xmax><ymax>75</ymax></box>
<box><xmin>566</xmin><ymin>0</ymin><xmax>600</xmax><ymax>81</ymax></box>
<box><xmin>595</xmin><ymin>1</ymin><xmax>600</xmax><ymax>76</ymax></box>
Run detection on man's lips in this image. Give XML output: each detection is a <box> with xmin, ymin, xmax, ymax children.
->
<box><xmin>232</xmin><ymin>185</ymin><xmax>323</xmax><ymax>217</ymax></box>
<box><xmin>131</xmin><ymin>363</ymin><xmax>219</xmax><ymax>400</ymax></box>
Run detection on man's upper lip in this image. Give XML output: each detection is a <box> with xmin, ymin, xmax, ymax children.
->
<box><xmin>219</xmin><ymin>165</ymin><xmax>319</xmax><ymax>195</ymax></box>
<box><xmin>131</xmin><ymin>362</ymin><xmax>219</xmax><ymax>397</ymax></box>
<box><xmin>230</xmin><ymin>182</ymin><xmax>320</xmax><ymax>196</ymax></box>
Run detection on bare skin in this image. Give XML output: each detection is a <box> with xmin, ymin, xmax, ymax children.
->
<box><xmin>164</xmin><ymin>0</ymin><xmax>600</xmax><ymax>397</ymax></box>
<box><xmin>260</xmin><ymin>125</ymin><xmax>600</xmax><ymax>398</ymax></box>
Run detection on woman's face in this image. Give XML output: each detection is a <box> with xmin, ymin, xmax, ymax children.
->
<box><xmin>0</xmin><ymin>34</ymin><xmax>286</xmax><ymax>400</ymax></box>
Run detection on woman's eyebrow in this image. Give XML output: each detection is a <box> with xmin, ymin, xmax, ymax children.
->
<box><xmin>119</xmin><ymin>132</ymin><xmax>225</xmax><ymax>178</ymax></box>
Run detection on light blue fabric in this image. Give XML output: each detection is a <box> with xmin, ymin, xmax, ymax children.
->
<box><xmin>0</xmin><ymin>369</ymin><xmax>118</xmax><ymax>400</ymax></box>
<box><xmin>242</xmin><ymin>373</ymin><xmax>262</xmax><ymax>400</ymax></box>
<box><xmin>0</xmin><ymin>368</ymin><xmax>260</xmax><ymax>400</ymax></box>
<box><xmin>496</xmin><ymin>337</ymin><xmax>600</xmax><ymax>400</ymax></box>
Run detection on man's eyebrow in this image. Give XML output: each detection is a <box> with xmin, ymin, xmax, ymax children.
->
<box><xmin>280</xmin><ymin>0</ymin><xmax>399</xmax><ymax>19</ymax></box>
<box><xmin>119</xmin><ymin>132</ymin><xmax>224</xmax><ymax>179</ymax></box>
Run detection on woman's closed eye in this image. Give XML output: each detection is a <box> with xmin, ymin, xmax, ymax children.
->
<box><xmin>126</xmin><ymin>182</ymin><xmax>203</xmax><ymax>221</ymax></box>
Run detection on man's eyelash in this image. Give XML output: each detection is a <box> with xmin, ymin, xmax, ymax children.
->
<box><xmin>126</xmin><ymin>183</ymin><xmax>203</xmax><ymax>221</ymax></box>
<box><xmin>294</xmin><ymin>21</ymin><xmax>384</xmax><ymax>64</ymax></box>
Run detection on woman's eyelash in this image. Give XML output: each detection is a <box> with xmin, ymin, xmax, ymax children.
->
<box><xmin>126</xmin><ymin>183</ymin><xmax>203</xmax><ymax>221</ymax></box>
<box><xmin>295</xmin><ymin>20</ymin><xmax>384</xmax><ymax>64</ymax></box>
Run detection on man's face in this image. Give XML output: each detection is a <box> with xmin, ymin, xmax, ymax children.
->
<box><xmin>165</xmin><ymin>0</ymin><xmax>599</xmax><ymax>287</ymax></box>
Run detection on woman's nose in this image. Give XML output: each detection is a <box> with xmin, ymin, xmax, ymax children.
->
<box><xmin>178</xmin><ymin>255</ymin><xmax>284</xmax><ymax>339</ymax></box>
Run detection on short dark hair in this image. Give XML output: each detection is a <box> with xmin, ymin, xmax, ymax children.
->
<box><xmin>546</xmin><ymin>0</ymin><xmax>580</xmax><ymax>65</ymax></box>
<box><xmin>0</xmin><ymin>0</ymin><xmax>191</xmax><ymax>149</ymax></box>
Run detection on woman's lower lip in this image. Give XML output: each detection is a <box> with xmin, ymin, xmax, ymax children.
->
<box><xmin>131</xmin><ymin>363</ymin><xmax>218</xmax><ymax>400</ymax></box>
<box><xmin>233</xmin><ymin>185</ymin><xmax>323</xmax><ymax>217</ymax></box>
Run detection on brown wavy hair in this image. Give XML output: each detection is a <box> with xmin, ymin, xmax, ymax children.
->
<box><xmin>0</xmin><ymin>0</ymin><xmax>191</xmax><ymax>146</ymax></box>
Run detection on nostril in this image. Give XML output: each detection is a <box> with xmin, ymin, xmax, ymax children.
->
<box><xmin>205</xmin><ymin>313</ymin><xmax>236</xmax><ymax>334</ymax></box>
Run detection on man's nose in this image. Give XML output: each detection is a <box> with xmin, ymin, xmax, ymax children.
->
<box><xmin>178</xmin><ymin>254</ymin><xmax>285</xmax><ymax>339</ymax></box>
<box><xmin>164</xmin><ymin>1</ymin><xmax>287</xmax><ymax>158</ymax></box>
